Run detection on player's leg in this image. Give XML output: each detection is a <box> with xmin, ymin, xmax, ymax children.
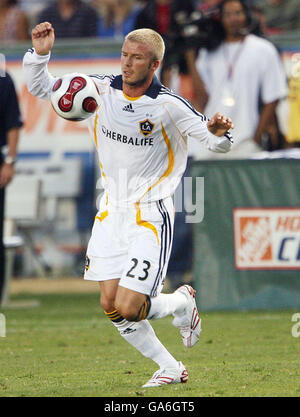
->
<box><xmin>113</xmin><ymin>284</ymin><xmax>189</xmax><ymax>387</ymax></box>
<box><xmin>111</xmin><ymin>198</ymin><xmax>198</xmax><ymax>386</ymax></box>
<box><xmin>84</xmin><ymin>206</ymin><xmax>178</xmax><ymax>377</ymax></box>
<box><xmin>118</xmin><ymin>197</ymin><xmax>201</xmax><ymax>347</ymax></box>
<box><xmin>115</xmin><ymin>284</ymin><xmax>186</xmax><ymax>322</ymax></box>
<box><xmin>99</xmin><ymin>279</ymin><xmax>119</xmax><ymax>314</ymax></box>
<box><xmin>101</xmin><ymin>282</ymin><xmax>179</xmax><ymax>371</ymax></box>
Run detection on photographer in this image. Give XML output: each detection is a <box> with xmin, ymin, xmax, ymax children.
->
<box><xmin>185</xmin><ymin>0</ymin><xmax>287</xmax><ymax>158</ymax></box>
<box><xmin>134</xmin><ymin>0</ymin><xmax>195</xmax><ymax>86</ymax></box>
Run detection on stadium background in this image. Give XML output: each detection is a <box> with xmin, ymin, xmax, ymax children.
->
<box><xmin>2</xmin><ymin>30</ymin><xmax>300</xmax><ymax>310</ymax></box>
<box><xmin>0</xmin><ymin>2</ymin><xmax>300</xmax><ymax>398</ymax></box>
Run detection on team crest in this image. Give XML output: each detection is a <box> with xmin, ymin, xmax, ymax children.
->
<box><xmin>139</xmin><ymin>119</ymin><xmax>155</xmax><ymax>137</ymax></box>
<box><xmin>85</xmin><ymin>256</ymin><xmax>90</xmax><ymax>272</ymax></box>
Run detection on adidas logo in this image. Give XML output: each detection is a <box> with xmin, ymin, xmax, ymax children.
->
<box><xmin>62</xmin><ymin>97</ymin><xmax>71</xmax><ymax>105</ymax></box>
<box><xmin>121</xmin><ymin>327</ymin><xmax>137</xmax><ymax>335</ymax></box>
<box><xmin>122</xmin><ymin>103</ymin><xmax>134</xmax><ymax>113</ymax></box>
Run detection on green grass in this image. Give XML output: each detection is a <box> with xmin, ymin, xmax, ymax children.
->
<box><xmin>0</xmin><ymin>293</ymin><xmax>300</xmax><ymax>397</ymax></box>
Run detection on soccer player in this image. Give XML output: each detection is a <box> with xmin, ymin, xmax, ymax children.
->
<box><xmin>23</xmin><ymin>22</ymin><xmax>234</xmax><ymax>388</ymax></box>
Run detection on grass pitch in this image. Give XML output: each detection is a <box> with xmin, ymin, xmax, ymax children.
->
<box><xmin>0</xmin><ymin>291</ymin><xmax>300</xmax><ymax>397</ymax></box>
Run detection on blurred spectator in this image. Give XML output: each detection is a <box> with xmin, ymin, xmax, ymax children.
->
<box><xmin>134</xmin><ymin>0</ymin><xmax>195</xmax><ymax>85</ymax></box>
<box><xmin>286</xmin><ymin>58</ymin><xmax>300</xmax><ymax>148</ymax></box>
<box><xmin>37</xmin><ymin>0</ymin><xmax>98</xmax><ymax>38</ymax></box>
<box><xmin>0</xmin><ymin>0</ymin><xmax>29</xmax><ymax>41</ymax></box>
<box><xmin>19</xmin><ymin>1</ymin><xmax>52</xmax><ymax>16</ymax></box>
<box><xmin>93</xmin><ymin>0</ymin><xmax>141</xmax><ymax>39</ymax></box>
<box><xmin>0</xmin><ymin>72</ymin><xmax>22</xmax><ymax>304</ymax></box>
<box><xmin>196</xmin><ymin>0</ymin><xmax>222</xmax><ymax>12</ymax></box>
<box><xmin>135</xmin><ymin>0</ymin><xmax>194</xmax><ymax>37</ymax></box>
<box><xmin>260</xmin><ymin>0</ymin><xmax>300</xmax><ymax>34</ymax></box>
<box><xmin>185</xmin><ymin>0</ymin><xmax>287</xmax><ymax>158</ymax></box>
<box><xmin>19</xmin><ymin>0</ymin><xmax>52</xmax><ymax>32</ymax></box>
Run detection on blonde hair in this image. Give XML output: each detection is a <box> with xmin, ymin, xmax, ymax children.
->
<box><xmin>125</xmin><ymin>28</ymin><xmax>165</xmax><ymax>62</ymax></box>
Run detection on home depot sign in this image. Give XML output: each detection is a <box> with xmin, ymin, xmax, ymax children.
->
<box><xmin>233</xmin><ymin>208</ymin><xmax>300</xmax><ymax>270</ymax></box>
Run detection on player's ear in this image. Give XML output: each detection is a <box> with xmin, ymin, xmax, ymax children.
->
<box><xmin>151</xmin><ymin>60</ymin><xmax>160</xmax><ymax>72</ymax></box>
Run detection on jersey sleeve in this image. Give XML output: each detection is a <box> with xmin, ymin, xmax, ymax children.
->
<box><xmin>22</xmin><ymin>48</ymin><xmax>56</xmax><ymax>100</ymax></box>
<box><xmin>23</xmin><ymin>48</ymin><xmax>112</xmax><ymax>99</ymax></box>
<box><xmin>88</xmin><ymin>74</ymin><xmax>116</xmax><ymax>95</ymax></box>
<box><xmin>163</xmin><ymin>96</ymin><xmax>233</xmax><ymax>153</ymax></box>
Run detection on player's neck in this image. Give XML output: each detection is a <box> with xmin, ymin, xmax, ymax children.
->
<box><xmin>122</xmin><ymin>77</ymin><xmax>154</xmax><ymax>98</ymax></box>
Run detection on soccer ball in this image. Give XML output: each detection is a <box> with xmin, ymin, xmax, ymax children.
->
<box><xmin>50</xmin><ymin>73</ymin><xmax>100</xmax><ymax>121</ymax></box>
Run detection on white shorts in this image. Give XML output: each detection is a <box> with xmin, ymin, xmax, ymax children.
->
<box><xmin>84</xmin><ymin>196</ymin><xmax>174</xmax><ymax>297</ymax></box>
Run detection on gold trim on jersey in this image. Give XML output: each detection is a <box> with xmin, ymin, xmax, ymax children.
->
<box><xmin>95</xmin><ymin>210</ymin><xmax>108</xmax><ymax>222</ymax></box>
<box><xmin>95</xmin><ymin>192</ymin><xmax>109</xmax><ymax>223</ymax></box>
<box><xmin>93</xmin><ymin>109</ymin><xmax>107</xmax><ymax>180</ymax></box>
<box><xmin>123</xmin><ymin>92</ymin><xmax>142</xmax><ymax>101</ymax></box>
<box><xmin>93</xmin><ymin>112</ymin><xmax>99</xmax><ymax>147</ymax></box>
<box><xmin>135</xmin><ymin>202</ymin><xmax>159</xmax><ymax>245</ymax></box>
<box><xmin>94</xmin><ymin>113</ymin><xmax>109</xmax><ymax>223</ymax></box>
<box><xmin>134</xmin><ymin>123</ymin><xmax>174</xmax><ymax>245</ymax></box>
<box><xmin>146</xmin><ymin>122</ymin><xmax>174</xmax><ymax>193</ymax></box>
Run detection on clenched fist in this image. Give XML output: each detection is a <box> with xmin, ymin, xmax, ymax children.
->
<box><xmin>207</xmin><ymin>112</ymin><xmax>234</xmax><ymax>137</ymax></box>
<box><xmin>32</xmin><ymin>21</ymin><xmax>55</xmax><ymax>56</ymax></box>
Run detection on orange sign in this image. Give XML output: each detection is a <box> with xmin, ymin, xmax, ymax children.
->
<box><xmin>233</xmin><ymin>208</ymin><xmax>300</xmax><ymax>270</ymax></box>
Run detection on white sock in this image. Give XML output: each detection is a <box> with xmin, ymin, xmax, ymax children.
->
<box><xmin>113</xmin><ymin>318</ymin><xmax>178</xmax><ymax>369</ymax></box>
<box><xmin>148</xmin><ymin>292</ymin><xmax>187</xmax><ymax>320</ymax></box>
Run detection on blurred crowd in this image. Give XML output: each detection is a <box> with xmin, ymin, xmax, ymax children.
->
<box><xmin>0</xmin><ymin>0</ymin><xmax>299</xmax><ymax>151</ymax></box>
<box><xmin>1</xmin><ymin>0</ymin><xmax>299</xmax><ymax>288</ymax></box>
<box><xmin>0</xmin><ymin>0</ymin><xmax>299</xmax><ymax>43</ymax></box>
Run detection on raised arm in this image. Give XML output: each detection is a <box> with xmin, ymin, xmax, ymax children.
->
<box><xmin>32</xmin><ymin>22</ymin><xmax>55</xmax><ymax>55</ymax></box>
<box><xmin>23</xmin><ymin>22</ymin><xmax>57</xmax><ymax>100</ymax></box>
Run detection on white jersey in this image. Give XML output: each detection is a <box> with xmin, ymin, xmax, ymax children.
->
<box><xmin>23</xmin><ymin>49</ymin><xmax>233</xmax><ymax>208</ymax></box>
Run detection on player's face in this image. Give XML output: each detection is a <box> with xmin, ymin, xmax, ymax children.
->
<box><xmin>121</xmin><ymin>40</ymin><xmax>158</xmax><ymax>87</ymax></box>
<box><xmin>221</xmin><ymin>1</ymin><xmax>247</xmax><ymax>38</ymax></box>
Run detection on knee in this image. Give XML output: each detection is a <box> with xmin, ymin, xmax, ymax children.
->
<box><xmin>115</xmin><ymin>298</ymin><xmax>151</xmax><ymax>322</ymax></box>
<box><xmin>100</xmin><ymin>292</ymin><xmax>138</xmax><ymax>320</ymax></box>
<box><xmin>100</xmin><ymin>293</ymin><xmax>116</xmax><ymax>313</ymax></box>
<box><xmin>114</xmin><ymin>299</ymin><xmax>138</xmax><ymax>321</ymax></box>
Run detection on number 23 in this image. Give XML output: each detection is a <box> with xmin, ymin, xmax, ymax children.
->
<box><xmin>126</xmin><ymin>258</ymin><xmax>151</xmax><ymax>281</ymax></box>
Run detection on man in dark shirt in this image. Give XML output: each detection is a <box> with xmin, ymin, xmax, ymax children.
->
<box><xmin>38</xmin><ymin>0</ymin><xmax>98</xmax><ymax>38</ymax></box>
<box><xmin>0</xmin><ymin>72</ymin><xmax>23</xmax><ymax>304</ymax></box>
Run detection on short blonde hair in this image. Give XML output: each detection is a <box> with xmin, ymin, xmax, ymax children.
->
<box><xmin>124</xmin><ymin>28</ymin><xmax>165</xmax><ymax>62</ymax></box>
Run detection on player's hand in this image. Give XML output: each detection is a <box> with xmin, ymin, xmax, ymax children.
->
<box><xmin>32</xmin><ymin>22</ymin><xmax>55</xmax><ymax>56</ymax></box>
<box><xmin>207</xmin><ymin>113</ymin><xmax>234</xmax><ymax>137</ymax></box>
<box><xmin>0</xmin><ymin>163</ymin><xmax>15</xmax><ymax>188</ymax></box>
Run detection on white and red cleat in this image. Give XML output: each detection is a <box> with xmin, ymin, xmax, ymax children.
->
<box><xmin>142</xmin><ymin>362</ymin><xmax>188</xmax><ymax>388</ymax></box>
<box><xmin>172</xmin><ymin>285</ymin><xmax>202</xmax><ymax>348</ymax></box>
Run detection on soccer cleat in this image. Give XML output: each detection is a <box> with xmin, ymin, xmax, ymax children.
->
<box><xmin>172</xmin><ymin>285</ymin><xmax>202</xmax><ymax>348</ymax></box>
<box><xmin>142</xmin><ymin>361</ymin><xmax>188</xmax><ymax>388</ymax></box>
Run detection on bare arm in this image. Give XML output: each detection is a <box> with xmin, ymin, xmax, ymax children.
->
<box><xmin>23</xmin><ymin>22</ymin><xmax>57</xmax><ymax>99</ymax></box>
<box><xmin>253</xmin><ymin>100</ymin><xmax>278</xmax><ymax>146</ymax></box>
<box><xmin>185</xmin><ymin>49</ymin><xmax>209</xmax><ymax>113</ymax></box>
